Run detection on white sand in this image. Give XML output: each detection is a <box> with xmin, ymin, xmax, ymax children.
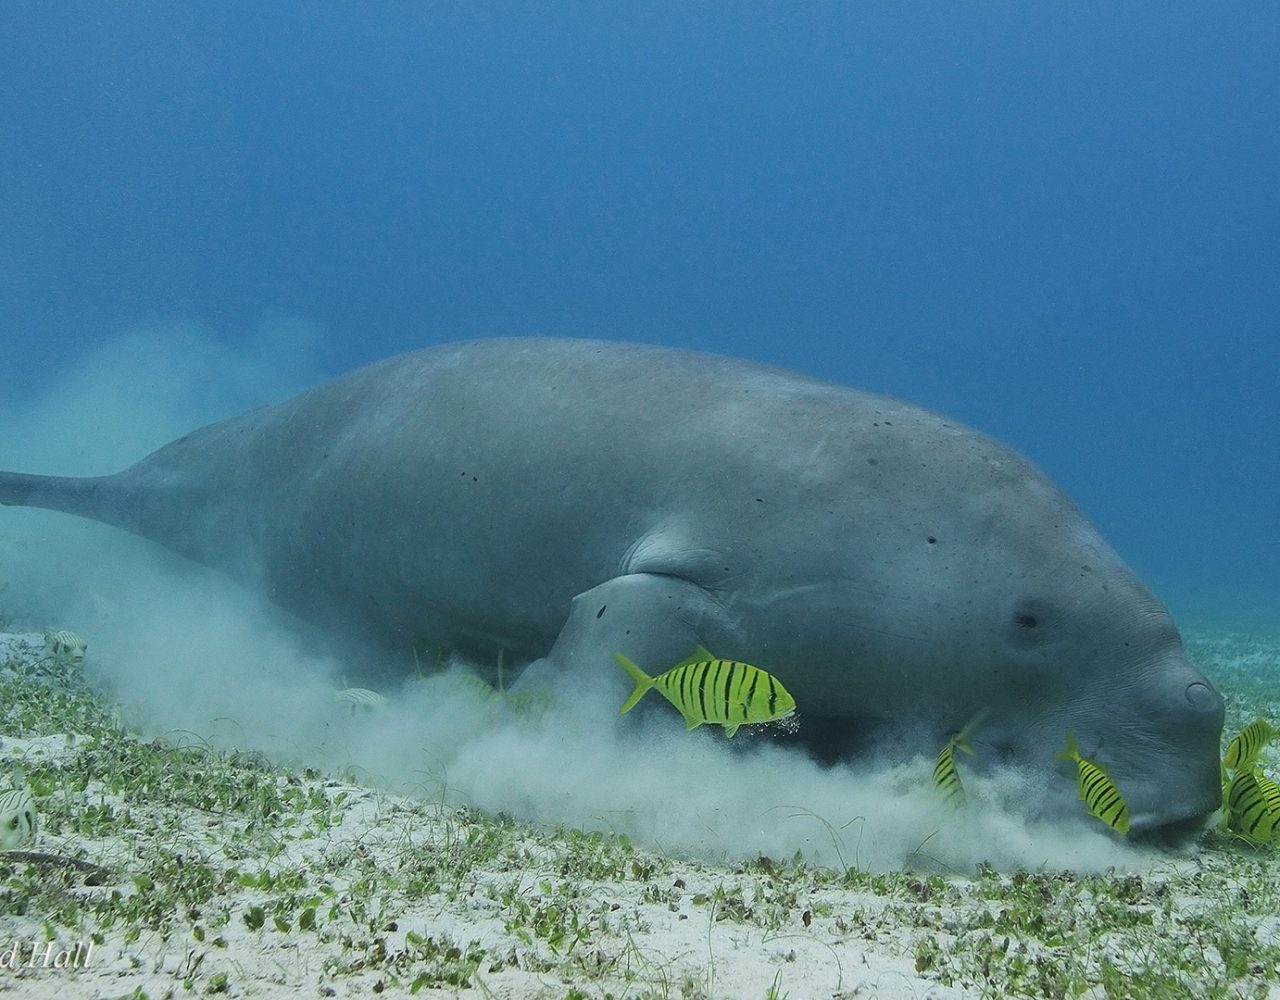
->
<box><xmin>0</xmin><ymin>726</ymin><xmax>966</xmax><ymax>1000</ymax></box>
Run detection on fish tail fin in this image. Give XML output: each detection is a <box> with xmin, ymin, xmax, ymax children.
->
<box><xmin>614</xmin><ymin>653</ymin><xmax>654</xmax><ymax>715</ymax></box>
<box><xmin>1055</xmin><ymin>731</ymin><xmax>1080</xmax><ymax>763</ymax></box>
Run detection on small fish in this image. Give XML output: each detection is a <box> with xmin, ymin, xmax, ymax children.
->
<box><xmin>1223</xmin><ymin>718</ymin><xmax>1278</xmax><ymax>771</ymax></box>
<box><xmin>332</xmin><ymin>686</ymin><xmax>388</xmax><ymax>711</ymax></box>
<box><xmin>1056</xmin><ymin>732</ymin><xmax>1130</xmax><ymax>836</ymax></box>
<box><xmin>933</xmin><ymin>729</ymin><xmax>976</xmax><ymax>809</ymax></box>
<box><xmin>613</xmin><ymin>647</ymin><xmax>796</xmax><ymax>738</ymax></box>
<box><xmin>502</xmin><ymin>688</ymin><xmax>553</xmax><ymax>721</ymax></box>
<box><xmin>1225</xmin><ymin>769</ymin><xmax>1280</xmax><ymax>843</ymax></box>
<box><xmin>417</xmin><ymin>670</ymin><xmax>554</xmax><ymax>722</ymax></box>
<box><xmin>0</xmin><ymin>787</ymin><xmax>36</xmax><ymax>849</ymax></box>
<box><xmin>42</xmin><ymin>628</ymin><xmax>87</xmax><ymax>665</ymax></box>
<box><xmin>444</xmin><ymin>671</ymin><xmax>506</xmax><ymax>699</ymax></box>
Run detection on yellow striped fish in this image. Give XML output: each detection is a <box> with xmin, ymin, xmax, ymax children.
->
<box><xmin>1225</xmin><ymin>769</ymin><xmax>1280</xmax><ymax>843</ymax></box>
<box><xmin>933</xmin><ymin>730</ymin><xmax>975</xmax><ymax>809</ymax></box>
<box><xmin>613</xmin><ymin>647</ymin><xmax>796</xmax><ymax>738</ymax></box>
<box><xmin>0</xmin><ymin>787</ymin><xmax>36</xmax><ymax>849</ymax></box>
<box><xmin>1223</xmin><ymin>718</ymin><xmax>1277</xmax><ymax>771</ymax></box>
<box><xmin>1056</xmin><ymin>732</ymin><xmax>1130</xmax><ymax>836</ymax></box>
<box><xmin>42</xmin><ymin>628</ymin><xmax>87</xmax><ymax>665</ymax></box>
<box><xmin>433</xmin><ymin>670</ymin><xmax>553</xmax><ymax>721</ymax></box>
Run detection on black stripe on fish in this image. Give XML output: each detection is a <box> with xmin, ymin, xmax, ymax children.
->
<box><xmin>1081</xmin><ymin>766</ymin><xmax>1108</xmax><ymax>800</ymax></box>
<box><xmin>746</xmin><ymin>670</ymin><xmax>760</xmax><ymax>720</ymax></box>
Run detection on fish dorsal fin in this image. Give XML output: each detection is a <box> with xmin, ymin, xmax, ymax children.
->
<box><xmin>672</xmin><ymin>645</ymin><xmax>717</xmax><ymax>670</ymax></box>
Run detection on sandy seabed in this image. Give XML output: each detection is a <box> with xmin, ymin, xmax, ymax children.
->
<box><xmin>0</xmin><ymin>627</ymin><xmax>1278</xmax><ymax>1000</ymax></box>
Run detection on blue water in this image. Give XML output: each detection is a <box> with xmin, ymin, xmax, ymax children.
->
<box><xmin>2</xmin><ymin>3</ymin><xmax>1276</xmax><ymax>627</ymax></box>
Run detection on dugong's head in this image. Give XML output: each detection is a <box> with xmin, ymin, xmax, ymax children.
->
<box><xmin>777</xmin><ymin>399</ymin><xmax>1225</xmax><ymax>839</ymax></box>
<box><xmin>886</xmin><ymin>422</ymin><xmax>1225</xmax><ymax>838</ymax></box>
<box><xmin>973</xmin><ymin>538</ymin><xmax>1224</xmax><ymax>839</ymax></box>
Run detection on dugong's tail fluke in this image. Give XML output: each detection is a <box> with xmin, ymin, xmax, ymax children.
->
<box><xmin>1</xmin><ymin>464</ymin><xmax>244</xmax><ymax>571</ymax></box>
<box><xmin>0</xmin><ymin>470</ymin><xmax>122</xmax><ymax>524</ymax></box>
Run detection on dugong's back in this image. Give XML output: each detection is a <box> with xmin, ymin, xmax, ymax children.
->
<box><xmin>0</xmin><ymin>338</ymin><xmax>1111</xmax><ymax>658</ymax></box>
<box><xmin>0</xmin><ymin>338</ymin><xmax>918</xmax><ymax>648</ymax></box>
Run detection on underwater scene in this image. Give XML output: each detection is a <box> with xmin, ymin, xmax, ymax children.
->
<box><xmin>1</xmin><ymin>5</ymin><xmax>1277</xmax><ymax>998</ymax></box>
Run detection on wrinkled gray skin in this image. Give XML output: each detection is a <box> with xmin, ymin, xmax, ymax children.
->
<box><xmin>0</xmin><ymin>338</ymin><xmax>1223</xmax><ymax>836</ymax></box>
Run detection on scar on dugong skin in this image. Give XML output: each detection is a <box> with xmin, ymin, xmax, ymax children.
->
<box><xmin>0</xmin><ymin>337</ymin><xmax>1224</xmax><ymax>837</ymax></box>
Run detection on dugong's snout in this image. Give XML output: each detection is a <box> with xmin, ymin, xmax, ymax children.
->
<box><xmin>1122</xmin><ymin>670</ymin><xmax>1226</xmax><ymax>839</ymax></box>
<box><xmin>1126</xmin><ymin>773</ymin><xmax>1223</xmax><ymax>842</ymax></box>
<box><xmin>1043</xmin><ymin>657</ymin><xmax>1225</xmax><ymax>840</ymax></box>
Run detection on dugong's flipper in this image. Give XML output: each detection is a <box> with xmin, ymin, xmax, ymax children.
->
<box><xmin>514</xmin><ymin>573</ymin><xmax>739</xmax><ymax>704</ymax></box>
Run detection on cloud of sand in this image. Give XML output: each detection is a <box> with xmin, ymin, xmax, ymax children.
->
<box><xmin>0</xmin><ymin>320</ymin><xmax>1169</xmax><ymax>873</ymax></box>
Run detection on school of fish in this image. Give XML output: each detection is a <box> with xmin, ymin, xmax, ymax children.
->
<box><xmin>1219</xmin><ymin>717</ymin><xmax>1280</xmax><ymax>843</ymax></box>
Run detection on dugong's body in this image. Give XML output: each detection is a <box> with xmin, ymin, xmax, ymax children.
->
<box><xmin>0</xmin><ymin>338</ymin><xmax>1223</xmax><ymax>835</ymax></box>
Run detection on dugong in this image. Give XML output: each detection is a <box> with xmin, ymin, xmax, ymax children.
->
<box><xmin>0</xmin><ymin>338</ymin><xmax>1223</xmax><ymax>836</ymax></box>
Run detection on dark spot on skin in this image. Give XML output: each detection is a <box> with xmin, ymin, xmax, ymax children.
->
<box><xmin>866</xmin><ymin>457</ymin><xmax>879</xmax><ymax>465</ymax></box>
<box><xmin>1008</xmin><ymin>599</ymin><xmax>1054</xmax><ymax>646</ymax></box>
<box><xmin>755</xmin><ymin>498</ymin><xmax>764</xmax><ymax>503</ymax></box>
<box><xmin>596</xmin><ymin>605</ymin><xmax>606</xmax><ymax>619</ymax></box>
<box><xmin>926</xmin><ymin>536</ymin><xmax>937</xmax><ymax>545</ymax></box>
